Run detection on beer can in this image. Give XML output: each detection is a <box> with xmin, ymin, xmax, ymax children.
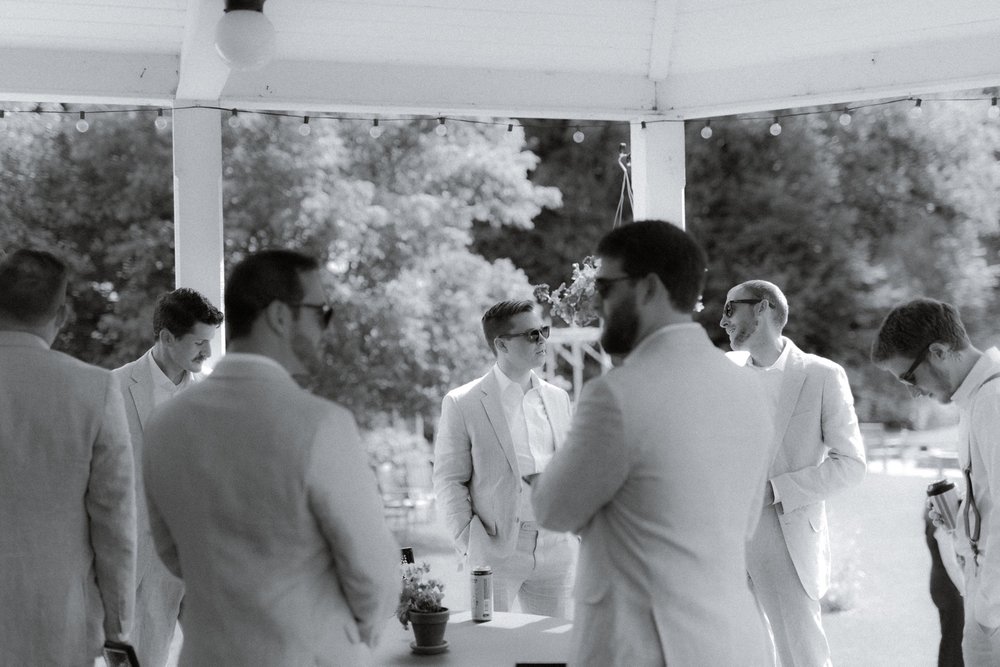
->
<box><xmin>471</xmin><ymin>565</ymin><xmax>493</xmax><ymax>622</ymax></box>
<box><xmin>927</xmin><ymin>479</ymin><xmax>960</xmax><ymax>532</ymax></box>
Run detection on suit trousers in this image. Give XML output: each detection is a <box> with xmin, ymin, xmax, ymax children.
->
<box><xmin>962</xmin><ymin>557</ymin><xmax>1000</xmax><ymax>666</ymax></box>
<box><xmin>748</xmin><ymin>506</ymin><xmax>831</xmax><ymax>667</ymax></box>
<box><xmin>492</xmin><ymin>522</ymin><xmax>576</xmax><ymax>618</ymax></box>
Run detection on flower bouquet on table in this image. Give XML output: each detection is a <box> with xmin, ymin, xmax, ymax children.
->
<box><xmin>397</xmin><ymin>561</ymin><xmax>449</xmax><ymax>653</ymax></box>
<box><xmin>533</xmin><ymin>255</ymin><xmax>601</xmax><ymax>327</ymax></box>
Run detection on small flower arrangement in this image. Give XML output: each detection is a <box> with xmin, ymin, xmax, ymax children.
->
<box><xmin>534</xmin><ymin>255</ymin><xmax>601</xmax><ymax>327</ymax></box>
<box><xmin>397</xmin><ymin>562</ymin><xmax>446</xmax><ymax>628</ymax></box>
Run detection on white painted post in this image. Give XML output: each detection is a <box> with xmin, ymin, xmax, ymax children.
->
<box><xmin>172</xmin><ymin>103</ymin><xmax>226</xmax><ymax>364</ymax></box>
<box><xmin>629</xmin><ymin>121</ymin><xmax>686</xmax><ymax>228</ymax></box>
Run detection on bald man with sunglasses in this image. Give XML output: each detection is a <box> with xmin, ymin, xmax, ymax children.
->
<box><xmin>433</xmin><ymin>299</ymin><xmax>576</xmax><ymax>616</ymax></box>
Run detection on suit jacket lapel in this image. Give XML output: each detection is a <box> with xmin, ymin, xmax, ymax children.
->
<box><xmin>129</xmin><ymin>355</ymin><xmax>156</xmax><ymax>433</ymax></box>
<box><xmin>537</xmin><ymin>381</ymin><xmax>565</xmax><ymax>449</ymax></box>
<box><xmin>480</xmin><ymin>372</ymin><xmax>519</xmax><ymax>475</ymax></box>
<box><xmin>772</xmin><ymin>344</ymin><xmax>807</xmax><ymax>469</ymax></box>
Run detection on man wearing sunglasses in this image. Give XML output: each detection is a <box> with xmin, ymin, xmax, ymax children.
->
<box><xmin>433</xmin><ymin>299</ymin><xmax>575</xmax><ymax>617</ymax></box>
<box><xmin>873</xmin><ymin>298</ymin><xmax>1000</xmax><ymax>665</ymax></box>
<box><xmin>111</xmin><ymin>288</ymin><xmax>222</xmax><ymax>667</ymax></box>
<box><xmin>721</xmin><ymin>279</ymin><xmax>866</xmax><ymax>667</ymax></box>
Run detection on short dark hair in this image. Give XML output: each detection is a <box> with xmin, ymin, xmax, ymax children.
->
<box><xmin>152</xmin><ymin>288</ymin><xmax>223</xmax><ymax>339</ymax></box>
<box><xmin>596</xmin><ymin>220</ymin><xmax>707</xmax><ymax>312</ymax></box>
<box><xmin>482</xmin><ymin>300</ymin><xmax>535</xmax><ymax>355</ymax></box>
<box><xmin>871</xmin><ymin>298</ymin><xmax>971</xmax><ymax>363</ymax></box>
<box><xmin>0</xmin><ymin>248</ymin><xmax>69</xmax><ymax>325</ymax></box>
<box><xmin>734</xmin><ymin>280</ymin><xmax>789</xmax><ymax>329</ymax></box>
<box><xmin>225</xmin><ymin>250</ymin><xmax>319</xmax><ymax>340</ymax></box>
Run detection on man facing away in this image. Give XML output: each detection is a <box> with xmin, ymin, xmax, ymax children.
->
<box><xmin>142</xmin><ymin>249</ymin><xmax>399</xmax><ymax>666</ymax></box>
<box><xmin>112</xmin><ymin>287</ymin><xmax>223</xmax><ymax>667</ymax></box>
<box><xmin>0</xmin><ymin>249</ymin><xmax>136</xmax><ymax>665</ymax></box>
<box><xmin>433</xmin><ymin>300</ymin><xmax>576</xmax><ymax>616</ymax></box>
<box><xmin>872</xmin><ymin>298</ymin><xmax>1000</xmax><ymax>666</ymax></box>
<box><xmin>533</xmin><ymin>221</ymin><xmax>776</xmax><ymax>666</ymax></box>
<box><xmin>720</xmin><ymin>279</ymin><xmax>866</xmax><ymax>667</ymax></box>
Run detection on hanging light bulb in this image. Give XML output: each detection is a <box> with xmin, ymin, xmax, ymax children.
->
<box><xmin>434</xmin><ymin>117</ymin><xmax>448</xmax><ymax>136</ymax></box>
<box><xmin>154</xmin><ymin>109</ymin><xmax>169</xmax><ymax>131</ymax></box>
<box><xmin>768</xmin><ymin>117</ymin><xmax>781</xmax><ymax>136</ymax></box>
<box><xmin>989</xmin><ymin>97</ymin><xmax>1000</xmax><ymax>120</ymax></box>
<box><xmin>75</xmin><ymin>111</ymin><xmax>90</xmax><ymax>133</ymax></box>
<box><xmin>910</xmin><ymin>99</ymin><xmax>923</xmax><ymax>118</ymax></box>
<box><xmin>700</xmin><ymin>120</ymin><xmax>713</xmax><ymax>140</ymax></box>
<box><xmin>214</xmin><ymin>0</ymin><xmax>276</xmax><ymax>71</ymax></box>
<box><xmin>838</xmin><ymin>110</ymin><xmax>852</xmax><ymax>127</ymax></box>
<box><xmin>640</xmin><ymin>121</ymin><xmax>647</xmax><ymax>130</ymax></box>
<box><xmin>369</xmin><ymin>118</ymin><xmax>383</xmax><ymax>139</ymax></box>
<box><xmin>572</xmin><ymin>128</ymin><xmax>585</xmax><ymax>143</ymax></box>
<box><xmin>227</xmin><ymin>109</ymin><xmax>240</xmax><ymax>128</ymax></box>
<box><xmin>297</xmin><ymin>116</ymin><xmax>311</xmax><ymax>136</ymax></box>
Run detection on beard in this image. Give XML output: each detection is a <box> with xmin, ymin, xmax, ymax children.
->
<box><xmin>291</xmin><ymin>328</ymin><xmax>324</xmax><ymax>378</ymax></box>
<box><xmin>729</xmin><ymin>319</ymin><xmax>757</xmax><ymax>351</ymax></box>
<box><xmin>600</xmin><ymin>299</ymin><xmax>640</xmax><ymax>355</ymax></box>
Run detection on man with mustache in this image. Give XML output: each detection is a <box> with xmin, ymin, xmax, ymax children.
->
<box><xmin>112</xmin><ymin>287</ymin><xmax>223</xmax><ymax>667</ymax></box>
<box><xmin>533</xmin><ymin>221</ymin><xmax>776</xmax><ymax>665</ymax></box>
<box><xmin>720</xmin><ymin>279</ymin><xmax>866</xmax><ymax>667</ymax></box>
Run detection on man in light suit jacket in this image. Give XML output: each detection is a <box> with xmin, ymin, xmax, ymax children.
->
<box><xmin>143</xmin><ymin>250</ymin><xmax>399</xmax><ymax>666</ymax></box>
<box><xmin>434</xmin><ymin>299</ymin><xmax>576</xmax><ymax>616</ymax></box>
<box><xmin>533</xmin><ymin>221</ymin><xmax>776</xmax><ymax>666</ymax></box>
<box><xmin>0</xmin><ymin>248</ymin><xmax>136</xmax><ymax>665</ymax></box>
<box><xmin>721</xmin><ymin>279</ymin><xmax>866</xmax><ymax>667</ymax></box>
<box><xmin>112</xmin><ymin>287</ymin><xmax>222</xmax><ymax>667</ymax></box>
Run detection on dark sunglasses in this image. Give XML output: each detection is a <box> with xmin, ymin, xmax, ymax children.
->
<box><xmin>723</xmin><ymin>298</ymin><xmax>764</xmax><ymax>318</ymax></box>
<box><xmin>498</xmin><ymin>326</ymin><xmax>550</xmax><ymax>344</ymax></box>
<box><xmin>291</xmin><ymin>302</ymin><xmax>333</xmax><ymax>327</ymax></box>
<box><xmin>594</xmin><ymin>275</ymin><xmax>634</xmax><ymax>299</ymax></box>
<box><xmin>899</xmin><ymin>344</ymin><xmax>930</xmax><ymax>386</ymax></box>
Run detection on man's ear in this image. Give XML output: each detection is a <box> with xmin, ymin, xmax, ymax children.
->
<box><xmin>928</xmin><ymin>341</ymin><xmax>953</xmax><ymax>359</ymax></box>
<box><xmin>263</xmin><ymin>300</ymin><xmax>291</xmax><ymax>336</ymax></box>
<box><xmin>494</xmin><ymin>337</ymin><xmax>508</xmax><ymax>355</ymax></box>
<box><xmin>158</xmin><ymin>328</ymin><xmax>175</xmax><ymax>346</ymax></box>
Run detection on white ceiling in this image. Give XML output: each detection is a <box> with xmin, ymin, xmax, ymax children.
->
<box><xmin>1</xmin><ymin>0</ymin><xmax>999</xmax><ymax>120</ymax></box>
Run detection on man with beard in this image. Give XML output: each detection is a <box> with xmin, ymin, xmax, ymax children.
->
<box><xmin>112</xmin><ymin>288</ymin><xmax>222</xmax><ymax>667</ymax></box>
<box><xmin>142</xmin><ymin>250</ymin><xmax>399</xmax><ymax>665</ymax></box>
<box><xmin>872</xmin><ymin>298</ymin><xmax>1000</xmax><ymax>665</ymax></box>
<box><xmin>532</xmin><ymin>221</ymin><xmax>776</xmax><ymax>665</ymax></box>
<box><xmin>433</xmin><ymin>300</ymin><xmax>575</xmax><ymax>616</ymax></box>
<box><xmin>720</xmin><ymin>279</ymin><xmax>865</xmax><ymax>667</ymax></box>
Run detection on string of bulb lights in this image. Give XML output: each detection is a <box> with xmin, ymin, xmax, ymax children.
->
<box><xmin>1</xmin><ymin>96</ymin><xmax>998</xmax><ymax>141</ymax></box>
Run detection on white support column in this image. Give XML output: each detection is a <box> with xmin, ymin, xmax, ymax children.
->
<box><xmin>172</xmin><ymin>103</ymin><xmax>226</xmax><ymax>363</ymax></box>
<box><xmin>629</xmin><ymin>121</ymin><xmax>686</xmax><ymax>228</ymax></box>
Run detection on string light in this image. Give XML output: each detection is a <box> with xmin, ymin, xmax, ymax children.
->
<box><xmin>227</xmin><ymin>109</ymin><xmax>240</xmax><ymax>128</ymax></box>
<box><xmin>910</xmin><ymin>99</ymin><xmax>923</xmax><ymax>118</ymax></box>
<box><xmin>507</xmin><ymin>123</ymin><xmax>514</xmax><ymax>132</ymax></box>
<box><xmin>700</xmin><ymin>120</ymin><xmax>712</xmax><ymax>139</ymax></box>
<box><xmin>768</xmin><ymin>117</ymin><xmax>781</xmax><ymax>136</ymax></box>
<box><xmin>640</xmin><ymin>121</ymin><xmax>647</xmax><ymax>130</ymax></box>
<box><xmin>297</xmin><ymin>116</ymin><xmax>311</xmax><ymax>136</ymax></box>
<box><xmin>0</xmin><ymin>110</ymin><xmax>6</xmax><ymax>131</ymax></box>
<box><xmin>434</xmin><ymin>117</ymin><xmax>447</xmax><ymax>136</ymax></box>
<box><xmin>369</xmin><ymin>118</ymin><xmax>383</xmax><ymax>139</ymax></box>
<box><xmin>154</xmin><ymin>109</ymin><xmax>169</xmax><ymax>130</ymax></box>
<box><xmin>75</xmin><ymin>111</ymin><xmax>89</xmax><ymax>133</ymax></box>
<box><xmin>990</xmin><ymin>97</ymin><xmax>1000</xmax><ymax>120</ymax></box>
<box><xmin>572</xmin><ymin>128</ymin><xmax>585</xmax><ymax>143</ymax></box>
<box><xmin>838</xmin><ymin>109</ymin><xmax>852</xmax><ymax>126</ymax></box>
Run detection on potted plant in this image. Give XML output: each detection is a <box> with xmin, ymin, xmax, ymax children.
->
<box><xmin>397</xmin><ymin>561</ymin><xmax>449</xmax><ymax>653</ymax></box>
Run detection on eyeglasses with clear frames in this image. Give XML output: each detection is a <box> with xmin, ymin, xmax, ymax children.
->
<box><xmin>498</xmin><ymin>326</ymin><xmax>550</xmax><ymax>344</ymax></box>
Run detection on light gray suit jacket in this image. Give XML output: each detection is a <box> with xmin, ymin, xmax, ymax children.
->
<box><xmin>112</xmin><ymin>349</ymin><xmax>191</xmax><ymax>667</ymax></box>
<box><xmin>534</xmin><ymin>324</ymin><xmax>775</xmax><ymax>666</ymax></box>
<box><xmin>0</xmin><ymin>331</ymin><xmax>136</xmax><ymax>666</ymax></box>
<box><xmin>433</xmin><ymin>368</ymin><xmax>572</xmax><ymax>566</ymax></box>
<box><xmin>143</xmin><ymin>355</ymin><xmax>399</xmax><ymax>666</ymax></box>
<box><xmin>731</xmin><ymin>338</ymin><xmax>866</xmax><ymax>600</ymax></box>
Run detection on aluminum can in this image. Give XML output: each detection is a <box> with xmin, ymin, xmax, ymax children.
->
<box><xmin>471</xmin><ymin>565</ymin><xmax>493</xmax><ymax>622</ymax></box>
<box><xmin>927</xmin><ymin>479</ymin><xmax>960</xmax><ymax>532</ymax></box>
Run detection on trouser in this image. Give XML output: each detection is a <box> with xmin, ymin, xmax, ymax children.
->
<box><xmin>491</xmin><ymin>521</ymin><xmax>577</xmax><ymax>618</ymax></box>
<box><xmin>747</xmin><ymin>506</ymin><xmax>831</xmax><ymax>667</ymax></box>
<box><xmin>962</xmin><ymin>556</ymin><xmax>1000</xmax><ymax>666</ymax></box>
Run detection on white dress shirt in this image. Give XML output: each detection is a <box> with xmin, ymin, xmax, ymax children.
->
<box><xmin>146</xmin><ymin>349</ymin><xmax>193</xmax><ymax>407</ymax></box>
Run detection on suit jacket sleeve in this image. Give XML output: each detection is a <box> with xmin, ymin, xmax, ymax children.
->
<box><xmin>432</xmin><ymin>393</ymin><xmax>479</xmax><ymax>553</ymax></box>
<box><xmin>306</xmin><ymin>410</ymin><xmax>399</xmax><ymax>648</ymax></box>
<box><xmin>972</xmin><ymin>390</ymin><xmax>1000</xmax><ymax>629</ymax></box>
<box><xmin>87</xmin><ymin>376</ymin><xmax>137</xmax><ymax>641</ymax></box>
<box><xmin>771</xmin><ymin>364</ymin><xmax>866</xmax><ymax>513</ymax></box>
<box><xmin>532</xmin><ymin>377</ymin><xmax>629</xmax><ymax>533</ymax></box>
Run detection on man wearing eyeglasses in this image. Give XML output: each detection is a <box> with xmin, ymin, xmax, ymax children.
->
<box><xmin>142</xmin><ymin>250</ymin><xmax>399</xmax><ymax>665</ymax></box>
<box><xmin>720</xmin><ymin>279</ymin><xmax>865</xmax><ymax>667</ymax></box>
<box><xmin>873</xmin><ymin>298</ymin><xmax>1000</xmax><ymax>665</ymax></box>
<box><xmin>433</xmin><ymin>299</ymin><xmax>576</xmax><ymax>616</ymax></box>
<box><xmin>111</xmin><ymin>288</ymin><xmax>222</xmax><ymax>667</ymax></box>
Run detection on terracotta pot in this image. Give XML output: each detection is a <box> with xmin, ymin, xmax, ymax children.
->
<box><xmin>408</xmin><ymin>608</ymin><xmax>450</xmax><ymax>647</ymax></box>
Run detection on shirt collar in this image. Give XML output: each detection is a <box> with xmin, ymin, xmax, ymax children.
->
<box><xmin>951</xmin><ymin>347</ymin><xmax>1000</xmax><ymax>406</ymax></box>
<box><xmin>0</xmin><ymin>331</ymin><xmax>50</xmax><ymax>349</ymax></box>
<box><xmin>146</xmin><ymin>348</ymin><xmax>191</xmax><ymax>390</ymax></box>
<box><xmin>220</xmin><ymin>352</ymin><xmax>292</xmax><ymax>377</ymax></box>
<box><xmin>748</xmin><ymin>336</ymin><xmax>791</xmax><ymax>372</ymax></box>
<box><xmin>492</xmin><ymin>364</ymin><xmax>539</xmax><ymax>397</ymax></box>
<box><xmin>624</xmin><ymin>322</ymin><xmax>701</xmax><ymax>365</ymax></box>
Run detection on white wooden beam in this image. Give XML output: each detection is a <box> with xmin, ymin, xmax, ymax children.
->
<box><xmin>175</xmin><ymin>0</ymin><xmax>231</xmax><ymax>102</ymax></box>
<box><xmin>647</xmin><ymin>0</ymin><xmax>679</xmax><ymax>81</ymax></box>
<box><xmin>629</xmin><ymin>121</ymin><xmax>685</xmax><ymax>227</ymax></box>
